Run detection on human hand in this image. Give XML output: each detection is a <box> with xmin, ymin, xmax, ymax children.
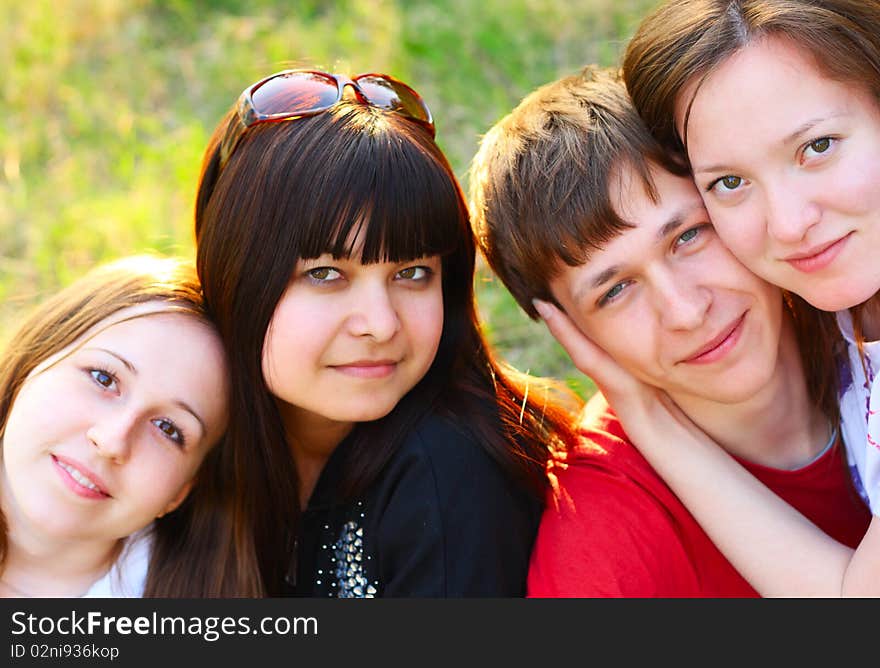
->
<box><xmin>532</xmin><ymin>298</ymin><xmax>692</xmax><ymax>444</ymax></box>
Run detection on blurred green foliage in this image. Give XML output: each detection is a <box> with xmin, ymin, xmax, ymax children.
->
<box><xmin>1</xmin><ymin>0</ymin><xmax>658</xmax><ymax>397</ymax></box>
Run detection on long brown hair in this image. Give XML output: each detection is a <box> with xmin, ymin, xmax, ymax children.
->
<box><xmin>0</xmin><ymin>255</ymin><xmax>263</xmax><ymax>596</ymax></box>
<box><xmin>195</xmin><ymin>96</ymin><xmax>580</xmax><ymax>595</ymax></box>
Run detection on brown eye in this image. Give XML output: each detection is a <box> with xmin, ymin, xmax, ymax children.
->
<box><xmin>306</xmin><ymin>267</ymin><xmax>342</xmax><ymax>283</ymax></box>
<box><xmin>808</xmin><ymin>137</ymin><xmax>831</xmax><ymax>154</ymax></box>
<box><xmin>396</xmin><ymin>266</ymin><xmax>430</xmax><ymax>281</ymax></box>
<box><xmin>90</xmin><ymin>369</ymin><xmax>116</xmax><ymax>389</ymax></box>
<box><xmin>720</xmin><ymin>175</ymin><xmax>742</xmax><ymax>190</ymax></box>
<box><xmin>152</xmin><ymin>418</ymin><xmax>185</xmax><ymax>446</ymax></box>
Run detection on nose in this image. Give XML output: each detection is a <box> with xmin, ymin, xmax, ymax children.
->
<box><xmin>87</xmin><ymin>409</ymin><xmax>136</xmax><ymax>462</ymax></box>
<box><xmin>764</xmin><ymin>181</ymin><xmax>821</xmax><ymax>245</ymax></box>
<box><xmin>653</xmin><ymin>269</ymin><xmax>712</xmax><ymax>331</ymax></box>
<box><xmin>346</xmin><ymin>281</ymin><xmax>401</xmax><ymax>341</ymax></box>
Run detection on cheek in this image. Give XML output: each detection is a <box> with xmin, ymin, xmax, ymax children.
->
<box><xmin>261</xmin><ymin>300</ymin><xmax>329</xmax><ymax>384</ymax></box>
<box><xmin>410</xmin><ymin>293</ymin><xmax>444</xmax><ymax>353</ymax></box>
<box><xmin>704</xmin><ymin>201</ymin><xmax>767</xmax><ymax>264</ymax></box>
<box><xmin>828</xmin><ymin>153</ymin><xmax>880</xmax><ymax>212</ymax></box>
<box><xmin>3</xmin><ymin>376</ymin><xmax>68</xmax><ymax>452</ymax></box>
<box><xmin>581</xmin><ymin>309</ymin><xmax>661</xmax><ymax>381</ymax></box>
<box><xmin>123</xmin><ymin>452</ymin><xmax>195</xmax><ymax>516</ymax></box>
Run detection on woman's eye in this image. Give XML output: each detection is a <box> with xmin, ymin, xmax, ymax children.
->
<box><xmin>89</xmin><ymin>369</ymin><xmax>117</xmax><ymax>391</ymax></box>
<box><xmin>396</xmin><ymin>266</ymin><xmax>431</xmax><ymax>281</ymax></box>
<box><xmin>803</xmin><ymin>137</ymin><xmax>833</xmax><ymax>159</ymax></box>
<box><xmin>307</xmin><ymin>267</ymin><xmax>342</xmax><ymax>283</ymax></box>
<box><xmin>152</xmin><ymin>418</ymin><xmax>185</xmax><ymax>447</ymax></box>
<box><xmin>712</xmin><ymin>175</ymin><xmax>743</xmax><ymax>192</ymax></box>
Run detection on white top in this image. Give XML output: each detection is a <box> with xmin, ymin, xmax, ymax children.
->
<box><xmin>81</xmin><ymin>526</ymin><xmax>153</xmax><ymax>598</ymax></box>
<box><xmin>836</xmin><ymin>310</ymin><xmax>880</xmax><ymax>516</ymax></box>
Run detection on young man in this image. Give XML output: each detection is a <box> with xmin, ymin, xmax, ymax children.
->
<box><xmin>467</xmin><ymin>66</ymin><xmax>870</xmax><ymax>596</ymax></box>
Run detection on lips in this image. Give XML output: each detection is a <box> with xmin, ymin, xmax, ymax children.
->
<box><xmin>52</xmin><ymin>454</ymin><xmax>111</xmax><ymax>499</ymax></box>
<box><xmin>783</xmin><ymin>232</ymin><xmax>852</xmax><ymax>273</ymax></box>
<box><xmin>329</xmin><ymin>359</ymin><xmax>399</xmax><ymax>379</ymax></box>
<box><xmin>682</xmin><ymin>313</ymin><xmax>746</xmax><ymax>365</ymax></box>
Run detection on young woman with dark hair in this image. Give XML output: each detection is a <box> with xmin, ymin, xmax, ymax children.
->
<box><xmin>194</xmin><ymin>70</ymin><xmax>578</xmax><ymax>597</ymax></box>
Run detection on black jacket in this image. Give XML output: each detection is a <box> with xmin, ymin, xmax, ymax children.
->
<box><xmin>284</xmin><ymin>410</ymin><xmax>542</xmax><ymax>597</ymax></box>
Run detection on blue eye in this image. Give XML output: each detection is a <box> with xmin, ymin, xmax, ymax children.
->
<box><xmin>599</xmin><ymin>281</ymin><xmax>629</xmax><ymax>306</ymax></box>
<box><xmin>152</xmin><ymin>418</ymin><xmax>185</xmax><ymax>447</ymax></box>
<box><xmin>678</xmin><ymin>228</ymin><xmax>698</xmax><ymax>244</ymax></box>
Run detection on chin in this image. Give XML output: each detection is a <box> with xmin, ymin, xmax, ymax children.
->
<box><xmin>336</xmin><ymin>402</ymin><xmax>400</xmax><ymax>424</ymax></box>
<box><xmin>705</xmin><ymin>376</ymin><xmax>772</xmax><ymax>405</ymax></box>
<box><xmin>803</xmin><ymin>284</ymin><xmax>880</xmax><ymax>313</ymax></box>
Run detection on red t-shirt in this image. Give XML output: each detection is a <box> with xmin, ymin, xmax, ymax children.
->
<box><xmin>527</xmin><ymin>394</ymin><xmax>872</xmax><ymax>597</ymax></box>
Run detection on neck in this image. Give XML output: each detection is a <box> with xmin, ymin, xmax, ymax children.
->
<box><xmin>670</xmin><ymin>315</ymin><xmax>829</xmax><ymax>470</ymax></box>
<box><xmin>1</xmin><ymin>486</ymin><xmax>118</xmax><ymax>597</ymax></box>
<box><xmin>276</xmin><ymin>401</ymin><xmax>354</xmax><ymax>510</ymax></box>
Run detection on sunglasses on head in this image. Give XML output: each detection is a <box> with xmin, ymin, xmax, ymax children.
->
<box><xmin>218</xmin><ymin>69</ymin><xmax>436</xmax><ymax>169</ymax></box>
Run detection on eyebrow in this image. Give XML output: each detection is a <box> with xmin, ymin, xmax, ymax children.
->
<box><xmin>782</xmin><ymin>113</ymin><xmax>845</xmax><ymax>146</ymax></box>
<box><xmin>693</xmin><ymin>113</ymin><xmax>846</xmax><ymax>175</ymax></box>
<box><xmin>89</xmin><ymin>347</ymin><xmax>207</xmax><ymax>438</ymax></box>
<box><xmin>575</xmin><ymin>204</ymin><xmax>704</xmax><ymax>301</ymax></box>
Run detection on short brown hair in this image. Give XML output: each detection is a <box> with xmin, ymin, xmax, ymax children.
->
<box><xmin>468</xmin><ymin>65</ymin><xmax>687</xmax><ymax>319</ymax></box>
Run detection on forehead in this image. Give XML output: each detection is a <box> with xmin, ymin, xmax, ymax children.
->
<box><xmin>32</xmin><ymin>304</ymin><xmax>214</xmax><ymax>376</ymax></box>
<box><xmin>679</xmin><ymin>37</ymin><xmax>877</xmax><ymax>151</ymax></box>
<box><xmin>607</xmin><ymin>162</ymin><xmax>703</xmax><ymax>232</ymax></box>
<box><xmin>550</xmin><ymin>165</ymin><xmax>705</xmax><ymax>297</ymax></box>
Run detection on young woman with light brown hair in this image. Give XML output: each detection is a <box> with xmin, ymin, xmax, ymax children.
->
<box><xmin>0</xmin><ymin>255</ymin><xmax>262</xmax><ymax>597</ymax></box>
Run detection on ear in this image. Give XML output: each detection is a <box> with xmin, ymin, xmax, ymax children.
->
<box><xmin>157</xmin><ymin>480</ymin><xmax>194</xmax><ymax>518</ymax></box>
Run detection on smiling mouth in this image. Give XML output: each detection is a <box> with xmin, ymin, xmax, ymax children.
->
<box><xmin>330</xmin><ymin>360</ymin><xmax>398</xmax><ymax>379</ymax></box>
<box><xmin>683</xmin><ymin>313</ymin><xmax>746</xmax><ymax>365</ymax></box>
<box><xmin>783</xmin><ymin>232</ymin><xmax>852</xmax><ymax>273</ymax></box>
<box><xmin>52</xmin><ymin>455</ymin><xmax>110</xmax><ymax>498</ymax></box>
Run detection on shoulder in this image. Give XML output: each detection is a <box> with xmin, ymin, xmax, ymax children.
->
<box><xmin>374</xmin><ymin>407</ymin><xmax>539</xmax><ymax>522</ymax></box>
<box><xmin>527</xmin><ymin>395</ymin><xmax>700</xmax><ymax>597</ymax></box>
<box><xmin>388</xmin><ymin>408</ymin><xmax>529</xmax><ymax>501</ymax></box>
<box><xmin>369</xmin><ymin>409</ymin><xmax>539</xmax><ymax>596</ymax></box>
<box><xmin>538</xmin><ymin>393</ymin><xmax>687</xmax><ymax>550</ymax></box>
<box><xmin>552</xmin><ymin>393</ymin><xmax>671</xmax><ymax>499</ymax></box>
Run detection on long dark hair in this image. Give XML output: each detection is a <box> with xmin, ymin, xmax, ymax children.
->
<box><xmin>0</xmin><ymin>255</ymin><xmax>263</xmax><ymax>596</ymax></box>
<box><xmin>195</xmin><ymin>99</ymin><xmax>579</xmax><ymax>595</ymax></box>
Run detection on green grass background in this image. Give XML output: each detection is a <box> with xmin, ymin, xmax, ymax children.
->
<box><xmin>1</xmin><ymin>0</ymin><xmax>659</xmax><ymax>398</ymax></box>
